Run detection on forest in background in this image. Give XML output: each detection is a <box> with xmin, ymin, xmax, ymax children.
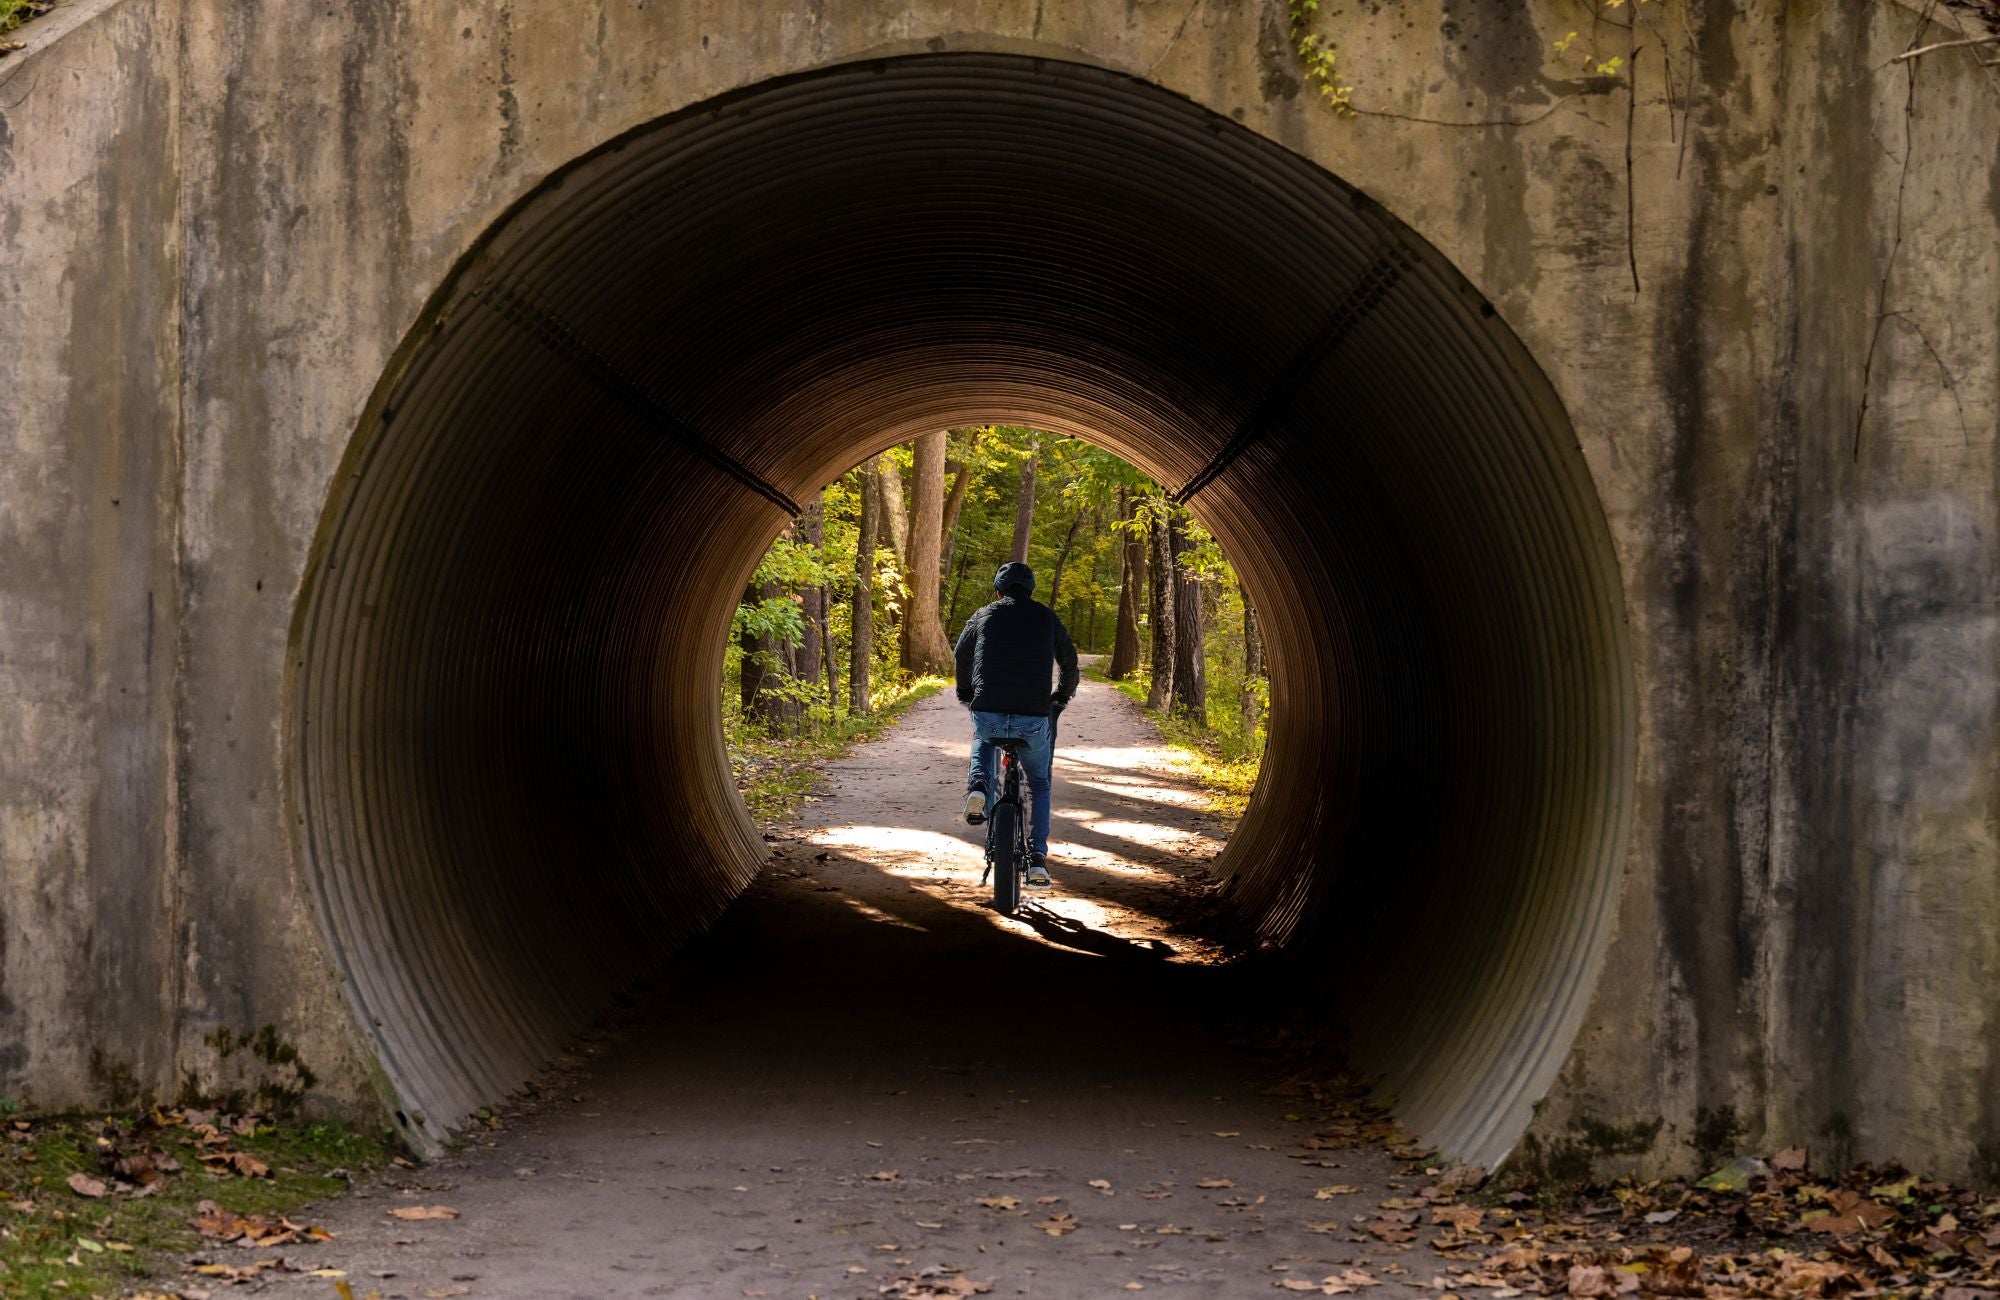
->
<box><xmin>724</xmin><ymin>427</ymin><xmax>1267</xmax><ymax>821</ymax></box>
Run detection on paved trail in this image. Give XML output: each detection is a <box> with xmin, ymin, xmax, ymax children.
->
<box><xmin>308</xmin><ymin>674</ymin><xmax>1440</xmax><ymax>1299</ymax></box>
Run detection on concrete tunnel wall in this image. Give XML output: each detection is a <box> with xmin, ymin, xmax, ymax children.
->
<box><xmin>2</xmin><ymin>0</ymin><xmax>1998</xmax><ymax>1182</ymax></box>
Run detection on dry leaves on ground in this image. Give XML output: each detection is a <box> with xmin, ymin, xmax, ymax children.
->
<box><xmin>1035</xmin><ymin>1212</ymin><xmax>1080</xmax><ymax>1237</ymax></box>
<box><xmin>387</xmin><ymin>1204</ymin><xmax>460</xmax><ymax>1221</ymax></box>
<box><xmin>191</xmin><ymin>1200</ymin><xmax>332</xmax><ymax>1246</ymax></box>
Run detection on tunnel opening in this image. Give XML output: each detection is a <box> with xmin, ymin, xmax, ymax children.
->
<box><xmin>289</xmin><ymin>53</ymin><xmax>1634</xmax><ymax>1169</ymax></box>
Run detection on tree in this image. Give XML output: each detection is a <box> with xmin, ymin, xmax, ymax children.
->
<box><xmin>1168</xmin><ymin>506</ymin><xmax>1206</xmax><ymax>725</ymax></box>
<box><xmin>1107</xmin><ymin>488</ymin><xmax>1143</xmax><ymax>680</ymax></box>
<box><xmin>877</xmin><ymin>453</ymin><xmax>909</xmax><ymax>570</ymax></box>
<box><xmin>1144</xmin><ymin>499</ymin><xmax>1176</xmax><ymax>712</ymax></box>
<box><xmin>1046</xmin><ymin>506</ymin><xmax>1088</xmax><ymax>614</ymax></box>
<box><xmin>849</xmin><ymin>459</ymin><xmax>881</xmax><ymax>714</ymax></box>
<box><xmin>1240</xmin><ymin>580</ymin><xmax>1265</xmax><ymax>740</ymax></box>
<box><xmin>1008</xmin><ymin>443</ymin><xmax>1038</xmax><ymax>564</ymax></box>
<box><xmin>901</xmin><ymin>431</ymin><xmax>953</xmax><ymax>674</ymax></box>
<box><xmin>798</xmin><ymin>496</ymin><xmax>827</xmax><ymax>706</ymax></box>
<box><xmin>938</xmin><ymin>431</ymin><xmax>977</xmax><ymax>588</ymax></box>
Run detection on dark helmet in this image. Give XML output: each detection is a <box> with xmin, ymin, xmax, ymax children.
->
<box><xmin>993</xmin><ymin>561</ymin><xmax>1035</xmax><ymax>595</ymax></box>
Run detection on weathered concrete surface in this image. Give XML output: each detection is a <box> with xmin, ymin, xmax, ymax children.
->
<box><xmin>0</xmin><ymin>0</ymin><xmax>1996</xmax><ymax>1182</ymax></box>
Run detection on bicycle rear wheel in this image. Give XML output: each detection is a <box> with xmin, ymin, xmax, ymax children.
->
<box><xmin>988</xmin><ymin>800</ymin><xmax>1020</xmax><ymax>915</ymax></box>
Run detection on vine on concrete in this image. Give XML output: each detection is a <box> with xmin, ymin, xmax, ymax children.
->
<box><xmin>1287</xmin><ymin>0</ymin><xmax>1353</xmax><ymax>114</ymax></box>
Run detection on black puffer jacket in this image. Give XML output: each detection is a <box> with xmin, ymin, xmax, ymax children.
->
<box><xmin>954</xmin><ymin>594</ymin><xmax>1080</xmax><ymax>717</ymax></box>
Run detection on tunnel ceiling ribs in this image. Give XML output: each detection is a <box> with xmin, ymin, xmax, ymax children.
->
<box><xmin>1172</xmin><ymin>252</ymin><xmax>1408</xmax><ymax>504</ymax></box>
<box><xmin>485</xmin><ymin>280</ymin><xmax>804</xmax><ymax>515</ymax></box>
<box><xmin>293</xmin><ymin>54</ymin><xmax>1633</xmax><ymax>1171</ymax></box>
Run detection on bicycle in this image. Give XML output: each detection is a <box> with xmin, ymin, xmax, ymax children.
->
<box><xmin>978</xmin><ymin>736</ymin><xmax>1033</xmax><ymax>916</ymax></box>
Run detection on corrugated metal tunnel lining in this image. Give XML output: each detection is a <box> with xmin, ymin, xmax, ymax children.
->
<box><xmin>291</xmin><ymin>54</ymin><xmax>1634</xmax><ymax>1169</ymax></box>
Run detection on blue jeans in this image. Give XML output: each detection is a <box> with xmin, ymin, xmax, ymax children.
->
<box><xmin>969</xmin><ymin>711</ymin><xmax>1053</xmax><ymax>857</ymax></box>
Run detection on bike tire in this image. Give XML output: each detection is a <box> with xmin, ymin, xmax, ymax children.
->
<box><xmin>989</xmin><ymin>801</ymin><xmax>1020</xmax><ymax>915</ymax></box>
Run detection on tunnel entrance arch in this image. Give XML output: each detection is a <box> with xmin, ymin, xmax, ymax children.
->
<box><xmin>290</xmin><ymin>53</ymin><xmax>1633</xmax><ymax>1170</ymax></box>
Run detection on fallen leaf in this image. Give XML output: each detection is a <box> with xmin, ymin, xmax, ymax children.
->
<box><xmin>423</xmin><ymin>1288</ymin><xmax>471</xmax><ymax>1298</ymax></box>
<box><xmin>1214</xmin><ymin>1131</ymin><xmax>1241</xmax><ymax>1138</ymax></box>
<box><xmin>1566</xmin><ymin>1264</ymin><xmax>1613</xmax><ymax>1298</ymax></box>
<box><xmin>1034</xmin><ymin>1213</ymin><xmax>1079</xmax><ymax>1237</ymax></box>
<box><xmin>1198</xmin><ymin>1178</ymin><xmax>1235</xmax><ymax>1189</ymax></box>
<box><xmin>1315</xmin><ymin>1185</ymin><xmax>1360</xmax><ymax>1199</ymax></box>
<box><xmin>66</xmin><ymin>1173</ymin><xmax>107</xmax><ymax>1198</ymax></box>
<box><xmin>388</xmin><ymin>1205</ymin><xmax>460</xmax><ymax>1221</ymax></box>
<box><xmin>976</xmin><ymin>1195</ymin><xmax>1020</xmax><ymax>1210</ymax></box>
<box><xmin>1089</xmin><ymin>1178</ymin><xmax>1114</xmax><ymax>1195</ymax></box>
<box><xmin>1431</xmin><ymin>1204</ymin><xmax>1485</xmax><ymax>1232</ymax></box>
<box><xmin>1771</xmin><ymin>1146</ymin><xmax>1808</xmax><ymax>1172</ymax></box>
<box><xmin>1303</xmin><ymin>1220</ymin><xmax>1344</xmax><ymax>1233</ymax></box>
<box><xmin>869</xmin><ymin>1170</ymin><xmax>902</xmax><ymax>1182</ymax></box>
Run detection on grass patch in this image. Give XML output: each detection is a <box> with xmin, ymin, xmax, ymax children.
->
<box><xmin>0</xmin><ymin>1108</ymin><xmax>389</xmax><ymax>1297</ymax></box>
<box><xmin>0</xmin><ymin>0</ymin><xmax>53</xmax><ymax>44</ymax></box>
<box><xmin>1087</xmin><ymin>665</ymin><xmax>1261</xmax><ymax>819</ymax></box>
<box><xmin>728</xmin><ymin>676</ymin><xmax>947</xmax><ymax>824</ymax></box>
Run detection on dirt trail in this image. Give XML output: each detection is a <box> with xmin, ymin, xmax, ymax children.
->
<box><xmin>305</xmin><ymin>674</ymin><xmax>1440</xmax><ymax>1299</ymax></box>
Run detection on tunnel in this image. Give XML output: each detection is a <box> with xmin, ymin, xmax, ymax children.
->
<box><xmin>288</xmin><ymin>53</ymin><xmax>1634</xmax><ymax>1171</ymax></box>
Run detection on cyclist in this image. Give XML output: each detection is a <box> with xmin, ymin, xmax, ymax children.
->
<box><xmin>954</xmin><ymin>561</ymin><xmax>1080</xmax><ymax>887</ymax></box>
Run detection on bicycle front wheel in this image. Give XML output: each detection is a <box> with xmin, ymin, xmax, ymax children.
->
<box><xmin>988</xmin><ymin>801</ymin><xmax>1020</xmax><ymax>915</ymax></box>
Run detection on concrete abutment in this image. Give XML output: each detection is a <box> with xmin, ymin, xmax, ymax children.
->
<box><xmin>2</xmin><ymin>0</ymin><xmax>1996</xmax><ymax>1183</ymax></box>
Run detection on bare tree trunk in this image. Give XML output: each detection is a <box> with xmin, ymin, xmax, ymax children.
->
<box><xmin>1107</xmin><ymin>489</ymin><xmax>1143</xmax><ymax>680</ymax></box>
<box><xmin>1168</xmin><ymin>507</ymin><xmax>1206</xmax><ymax>726</ymax></box>
<box><xmin>1008</xmin><ymin>445</ymin><xmax>1038</xmax><ymax>564</ymax></box>
<box><xmin>938</xmin><ymin>453</ymin><xmax>973</xmax><ymax>589</ymax></box>
<box><xmin>946</xmin><ymin>544</ymin><xmax>972</xmax><ymax>630</ymax></box>
<box><xmin>901</xmin><ymin>431</ymin><xmax>953</xmax><ymax>674</ymax></box>
<box><xmin>1240</xmin><ymin>581</ymin><xmax>1264</xmax><ymax>739</ymax></box>
<box><xmin>1144</xmin><ymin>502</ymin><xmax>1175</xmax><ymax>712</ymax></box>
<box><xmin>849</xmin><ymin>460</ymin><xmax>880</xmax><ymax>715</ymax></box>
<box><xmin>798</xmin><ymin>496</ymin><xmax>825</xmax><ymax>714</ymax></box>
<box><xmin>876</xmin><ymin>454</ymin><xmax>908</xmax><ymax>570</ymax></box>
<box><xmin>1047</xmin><ymin>507</ymin><xmax>1086</xmax><ymax>614</ymax></box>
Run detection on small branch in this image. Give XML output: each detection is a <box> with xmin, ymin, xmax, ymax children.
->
<box><xmin>1882</xmin><ymin>310</ymin><xmax>1974</xmax><ymax>448</ymax></box>
<box><xmin>1625</xmin><ymin>46</ymin><xmax>1642</xmax><ymax>296</ymax></box>
<box><xmin>1855</xmin><ymin>1</ymin><xmax>1934</xmax><ymax>461</ymax></box>
<box><xmin>1888</xmin><ymin>33</ymin><xmax>1999</xmax><ymax>62</ymax></box>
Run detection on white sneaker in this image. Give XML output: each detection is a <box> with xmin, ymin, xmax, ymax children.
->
<box><xmin>964</xmin><ymin>788</ymin><xmax>987</xmax><ymax>826</ymax></box>
<box><xmin>1026</xmin><ymin>858</ymin><xmax>1052</xmax><ymax>887</ymax></box>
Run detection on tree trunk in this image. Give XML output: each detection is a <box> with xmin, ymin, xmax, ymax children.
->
<box><xmin>1168</xmin><ymin>507</ymin><xmax>1206</xmax><ymax>726</ymax></box>
<box><xmin>741</xmin><ymin>579</ymin><xmax>800</xmax><ymax>731</ymax></box>
<box><xmin>1008</xmin><ymin>446</ymin><xmax>1037</xmax><ymax>564</ymax></box>
<box><xmin>1240</xmin><ymin>581</ymin><xmax>1264</xmax><ymax>739</ymax></box>
<box><xmin>938</xmin><ymin>455</ymin><xmax>973</xmax><ymax>590</ymax></box>
<box><xmin>901</xmin><ymin>431</ymin><xmax>953</xmax><ymax>674</ymax></box>
<box><xmin>798</xmin><ymin>496</ymin><xmax>826</xmax><ymax>713</ymax></box>
<box><xmin>1047</xmin><ymin>507</ymin><xmax>1086</xmax><ymax>614</ymax></box>
<box><xmin>946</xmin><ymin>544</ymin><xmax>972</xmax><ymax>630</ymax></box>
<box><xmin>876</xmin><ymin>454</ymin><xmax>909</xmax><ymax>569</ymax></box>
<box><xmin>1144</xmin><ymin>502</ymin><xmax>1175</xmax><ymax>712</ymax></box>
<box><xmin>849</xmin><ymin>461</ymin><xmax>881</xmax><ymax>715</ymax></box>
<box><xmin>1107</xmin><ymin>489</ymin><xmax>1144</xmax><ymax>680</ymax></box>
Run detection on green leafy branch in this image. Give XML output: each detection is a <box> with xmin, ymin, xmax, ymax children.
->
<box><xmin>1288</xmin><ymin>0</ymin><xmax>1353</xmax><ymax>114</ymax></box>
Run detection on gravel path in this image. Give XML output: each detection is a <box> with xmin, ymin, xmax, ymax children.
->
<box><xmin>302</xmin><ymin>673</ymin><xmax>1438</xmax><ymax>1299</ymax></box>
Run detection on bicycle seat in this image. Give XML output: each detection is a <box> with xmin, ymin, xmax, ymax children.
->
<box><xmin>989</xmin><ymin>737</ymin><xmax>1030</xmax><ymax>751</ymax></box>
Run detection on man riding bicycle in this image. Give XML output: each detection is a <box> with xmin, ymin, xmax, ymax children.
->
<box><xmin>955</xmin><ymin>561</ymin><xmax>1080</xmax><ymax>888</ymax></box>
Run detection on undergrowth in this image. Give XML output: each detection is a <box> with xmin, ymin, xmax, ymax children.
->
<box><xmin>1088</xmin><ymin>665</ymin><xmax>1261</xmax><ymax>820</ymax></box>
<box><xmin>727</xmin><ymin>676</ymin><xmax>947</xmax><ymax>824</ymax></box>
<box><xmin>0</xmin><ymin>1109</ymin><xmax>387</xmax><ymax>1298</ymax></box>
